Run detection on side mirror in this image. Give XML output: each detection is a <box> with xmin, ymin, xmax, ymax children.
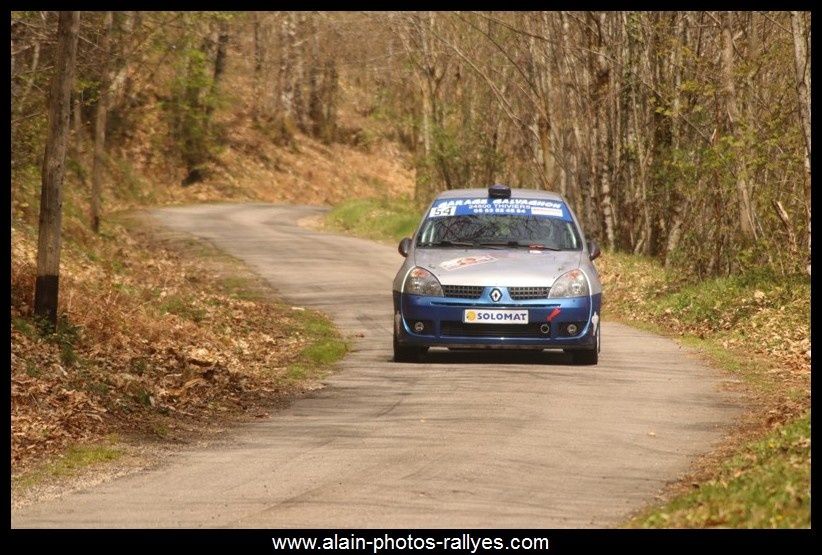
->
<box><xmin>587</xmin><ymin>240</ymin><xmax>601</xmax><ymax>261</ymax></box>
<box><xmin>398</xmin><ymin>237</ymin><xmax>412</xmax><ymax>257</ymax></box>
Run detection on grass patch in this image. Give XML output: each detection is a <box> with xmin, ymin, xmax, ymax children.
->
<box><xmin>325</xmin><ymin>197</ymin><xmax>422</xmax><ymax>243</ymax></box>
<box><xmin>677</xmin><ymin>336</ymin><xmax>780</xmax><ymax>397</ymax></box>
<box><xmin>14</xmin><ymin>437</ymin><xmax>123</xmax><ymax>494</ymax></box>
<box><xmin>24</xmin><ymin>360</ymin><xmax>41</xmax><ymax>378</ymax></box>
<box><xmin>595</xmin><ymin>249</ymin><xmax>809</xmax><ymax>528</ymax></box>
<box><xmin>151</xmin><ymin>420</ymin><xmax>171</xmax><ymax>439</ymax></box>
<box><xmin>27</xmin><ymin>316</ymin><xmax>85</xmax><ymax>368</ymax></box>
<box><xmin>218</xmin><ymin>275</ymin><xmax>264</xmax><ymax>301</ymax></box>
<box><xmin>109</xmin><ymin>155</ymin><xmax>156</xmax><ymax>204</ymax></box>
<box><xmin>285</xmin><ymin>308</ymin><xmax>348</xmax><ymax>384</ymax></box>
<box><xmin>644</xmin><ymin>271</ymin><xmax>807</xmax><ymax>340</ymax></box>
<box><xmin>599</xmin><ymin>250</ymin><xmax>810</xmax><ymax>400</ymax></box>
<box><xmin>302</xmin><ymin>337</ymin><xmax>348</xmax><ymax>366</ymax></box>
<box><xmin>628</xmin><ymin>413</ymin><xmax>810</xmax><ymax>528</ymax></box>
<box><xmin>12</xmin><ymin>315</ymin><xmax>37</xmax><ymax>339</ymax></box>
<box><xmin>157</xmin><ymin>293</ymin><xmax>207</xmax><ymax>322</ymax></box>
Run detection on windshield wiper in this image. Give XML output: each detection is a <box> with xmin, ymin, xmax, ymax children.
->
<box><xmin>475</xmin><ymin>241</ymin><xmax>562</xmax><ymax>251</ymax></box>
<box><xmin>517</xmin><ymin>242</ymin><xmax>562</xmax><ymax>251</ymax></box>
<box><xmin>418</xmin><ymin>240</ymin><xmax>478</xmax><ymax>248</ymax></box>
<box><xmin>473</xmin><ymin>241</ymin><xmax>514</xmax><ymax>248</ymax></box>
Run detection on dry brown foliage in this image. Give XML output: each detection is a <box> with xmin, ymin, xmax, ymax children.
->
<box><xmin>11</xmin><ymin>220</ymin><xmax>319</xmax><ymax>473</ymax></box>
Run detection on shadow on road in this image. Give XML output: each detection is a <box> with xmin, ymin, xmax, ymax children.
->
<box><xmin>395</xmin><ymin>348</ymin><xmax>576</xmax><ymax>366</ymax></box>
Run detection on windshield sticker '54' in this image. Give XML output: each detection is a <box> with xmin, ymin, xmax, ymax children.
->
<box><xmin>429</xmin><ymin>204</ymin><xmax>457</xmax><ymax>217</ymax></box>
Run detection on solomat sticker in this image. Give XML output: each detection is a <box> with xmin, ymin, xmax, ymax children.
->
<box><xmin>440</xmin><ymin>254</ymin><xmax>497</xmax><ymax>271</ymax></box>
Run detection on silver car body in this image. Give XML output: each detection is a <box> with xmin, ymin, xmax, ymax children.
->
<box><xmin>392</xmin><ymin>187</ymin><xmax>602</xmax><ymax>361</ymax></box>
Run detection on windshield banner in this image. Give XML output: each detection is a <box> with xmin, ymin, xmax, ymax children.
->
<box><xmin>428</xmin><ymin>198</ymin><xmax>571</xmax><ymax>221</ymax></box>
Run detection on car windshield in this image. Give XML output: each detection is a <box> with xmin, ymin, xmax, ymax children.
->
<box><xmin>417</xmin><ymin>213</ymin><xmax>582</xmax><ymax>250</ymax></box>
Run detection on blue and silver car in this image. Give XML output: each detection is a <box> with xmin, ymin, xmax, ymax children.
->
<box><xmin>392</xmin><ymin>184</ymin><xmax>602</xmax><ymax>364</ymax></box>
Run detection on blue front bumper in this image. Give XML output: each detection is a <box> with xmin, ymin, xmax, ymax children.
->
<box><xmin>394</xmin><ymin>290</ymin><xmax>601</xmax><ymax>350</ymax></box>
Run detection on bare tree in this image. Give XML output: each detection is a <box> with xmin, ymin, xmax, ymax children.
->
<box><xmin>276</xmin><ymin>12</ymin><xmax>297</xmax><ymax>140</ymax></box>
<box><xmin>252</xmin><ymin>12</ymin><xmax>269</xmax><ymax>120</ymax></box>
<box><xmin>790</xmin><ymin>11</ymin><xmax>811</xmax><ymax>275</ymax></box>
<box><xmin>34</xmin><ymin>11</ymin><xmax>80</xmax><ymax>329</ymax></box>
<box><xmin>209</xmin><ymin>17</ymin><xmax>230</xmax><ymax>114</ymax></box>
<box><xmin>90</xmin><ymin>11</ymin><xmax>113</xmax><ymax>234</ymax></box>
<box><xmin>720</xmin><ymin>11</ymin><xmax>756</xmax><ymax>243</ymax></box>
<box><xmin>14</xmin><ymin>11</ymin><xmax>812</xmax><ymax>279</ymax></box>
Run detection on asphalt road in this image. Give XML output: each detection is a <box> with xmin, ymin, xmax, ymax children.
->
<box><xmin>13</xmin><ymin>203</ymin><xmax>741</xmax><ymax>528</ymax></box>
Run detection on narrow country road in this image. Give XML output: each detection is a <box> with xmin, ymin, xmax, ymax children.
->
<box><xmin>13</xmin><ymin>203</ymin><xmax>742</xmax><ymax>528</ymax></box>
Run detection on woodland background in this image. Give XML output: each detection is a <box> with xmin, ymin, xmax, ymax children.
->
<box><xmin>10</xmin><ymin>11</ymin><xmax>811</xmax><ymax>527</ymax></box>
<box><xmin>11</xmin><ymin>11</ymin><xmax>812</xmax><ymax>278</ymax></box>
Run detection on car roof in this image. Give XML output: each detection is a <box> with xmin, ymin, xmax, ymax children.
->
<box><xmin>435</xmin><ymin>188</ymin><xmax>565</xmax><ymax>201</ymax></box>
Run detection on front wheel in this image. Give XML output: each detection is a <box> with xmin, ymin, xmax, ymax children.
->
<box><xmin>393</xmin><ymin>334</ymin><xmax>426</xmax><ymax>363</ymax></box>
<box><xmin>570</xmin><ymin>348</ymin><xmax>598</xmax><ymax>365</ymax></box>
<box><xmin>569</xmin><ymin>324</ymin><xmax>600</xmax><ymax>365</ymax></box>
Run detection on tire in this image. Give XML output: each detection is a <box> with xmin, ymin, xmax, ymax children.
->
<box><xmin>570</xmin><ymin>324</ymin><xmax>600</xmax><ymax>365</ymax></box>
<box><xmin>393</xmin><ymin>334</ymin><xmax>425</xmax><ymax>363</ymax></box>
<box><xmin>571</xmin><ymin>348</ymin><xmax>598</xmax><ymax>365</ymax></box>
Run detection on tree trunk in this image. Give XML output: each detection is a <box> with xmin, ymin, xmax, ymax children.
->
<box><xmin>72</xmin><ymin>94</ymin><xmax>85</xmax><ymax>156</ymax></box>
<box><xmin>790</xmin><ymin>12</ymin><xmax>811</xmax><ymax>182</ymax></box>
<box><xmin>210</xmin><ymin>19</ymin><xmax>230</xmax><ymax>104</ymax></box>
<box><xmin>597</xmin><ymin>116</ymin><xmax>615</xmax><ymax>249</ymax></box>
<box><xmin>790</xmin><ymin>11</ymin><xmax>811</xmax><ymax>275</ymax></box>
<box><xmin>293</xmin><ymin>13</ymin><xmax>307</xmax><ymax>132</ymax></box>
<box><xmin>526</xmin><ymin>20</ymin><xmax>556</xmax><ymax>191</ymax></box>
<box><xmin>720</xmin><ymin>11</ymin><xmax>756</xmax><ymax>243</ymax></box>
<box><xmin>252</xmin><ymin>13</ymin><xmax>265</xmax><ymax>119</ymax></box>
<box><xmin>558</xmin><ymin>11</ymin><xmax>584</xmax><ymax>220</ymax></box>
<box><xmin>416</xmin><ymin>12</ymin><xmax>438</xmax><ymax>199</ymax></box>
<box><xmin>276</xmin><ymin>12</ymin><xmax>297</xmax><ymax>142</ymax></box>
<box><xmin>90</xmin><ymin>11</ymin><xmax>113</xmax><ymax>234</ymax></box>
<box><xmin>277</xmin><ymin>14</ymin><xmax>293</xmax><ymax>118</ymax></box>
<box><xmin>17</xmin><ymin>40</ymin><xmax>40</xmax><ymax>112</ymax></box>
<box><xmin>307</xmin><ymin>14</ymin><xmax>323</xmax><ymax>137</ymax></box>
<box><xmin>665</xmin><ymin>13</ymin><xmax>688</xmax><ymax>265</ymax></box>
<box><xmin>321</xmin><ymin>58</ymin><xmax>338</xmax><ymax>139</ymax></box>
<box><xmin>110</xmin><ymin>11</ymin><xmax>138</xmax><ymax>112</ymax></box>
<box><xmin>591</xmin><ymin>13</ymin><xmax>615</xmax><ymax>248</ymax></box>
<box><xmin>34</xmin><ymin>11</ymin><xmax>80</xmax><ymax>330</ymax></box>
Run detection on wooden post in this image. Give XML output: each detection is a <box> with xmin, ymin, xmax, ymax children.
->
<box><xmin>34</xmin><ymin>11</ymin><xmax>80</xmax><ymax>330</ymax></box>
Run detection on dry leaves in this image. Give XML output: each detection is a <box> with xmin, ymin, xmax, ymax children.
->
<box><xmin>11</xmin><ymin>222</ymin><xmax>313</xmax><ymax>472</ymax></box>
<box><xmin>598</xmin><ymin>252</ymin><xmax>810</xmax><ymax>421</ymax></box>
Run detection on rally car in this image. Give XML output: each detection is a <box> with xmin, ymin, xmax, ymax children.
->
<box><xmin>392</xmin><ymin>184</ymin><xmax>602</xmax><ymax>364</ymax></box>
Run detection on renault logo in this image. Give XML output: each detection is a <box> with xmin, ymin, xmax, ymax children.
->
<box><xmin>490</xmin><ymin>288</ymin><xmax>502</xmax><ymax>302</ymax></box>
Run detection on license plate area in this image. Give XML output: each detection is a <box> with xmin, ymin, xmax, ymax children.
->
<box><xmin>463</xmin><ymin>309</ymin><xmax>529</xmax><ymax>324</ymax></box>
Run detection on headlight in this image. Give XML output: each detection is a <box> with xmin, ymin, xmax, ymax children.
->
<box><xmin>403</xmin><ymin>267</ymin><xmax>443</xmax><ymax>296</ymax></box>
<box><xmin>548</xmin><ymin>269</ymin><xmax>589</xmax><ymax>298</ymax></box>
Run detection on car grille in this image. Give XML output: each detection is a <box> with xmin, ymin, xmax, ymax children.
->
<box><xmin>441</xmin><ymin>321</ymin><xmax>548</xmax><ymax>338</ymax></box>
<box><xmin>442</xmin><ymin>285</ymin><xmax>484</xmax><ymax>299</ymax></box>
<box><xmin>508</xmin><ymin>286</ymin><xmax>551</xmax><ymax>300</ymax></box>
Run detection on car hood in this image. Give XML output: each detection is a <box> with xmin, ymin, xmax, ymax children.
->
<box><xmin>413</xmin><ymin>248</ymin><xmax>584</xmax><ymax>287</ymax></box>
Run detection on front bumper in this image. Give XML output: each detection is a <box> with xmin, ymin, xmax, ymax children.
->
<box><xmin>393</xmin><ymin>291</ymin><xmax>601</xmax><ymax>350</ymax></box>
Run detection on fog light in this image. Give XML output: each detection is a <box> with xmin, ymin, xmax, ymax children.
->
<box><xmin>539</xmin><ymin>323</ymin><xmax>550</xmax><ymax>335</ymax></box>
<box><xmin>566</xmin><ymin>323</ymin><xmax>578</xmax><ymax>335</ymax></box>
<box><xmin>414</xmin><ymin>321</ymin><xmax>425</xmax><ymax>333</ymax></box>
